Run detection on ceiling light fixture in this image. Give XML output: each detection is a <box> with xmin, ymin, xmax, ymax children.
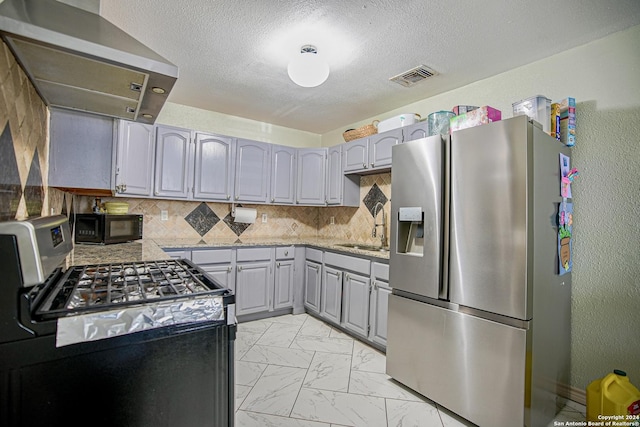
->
<box><xmin>287</xmin><ymin>45</ymin><xmax>329</xmax><ymax>88</ymax></box>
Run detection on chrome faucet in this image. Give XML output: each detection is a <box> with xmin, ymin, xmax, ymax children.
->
<box><xmin>372</xmin><ymin>202</ymin><xmax>387</xmax><ymax>248</ymax></box>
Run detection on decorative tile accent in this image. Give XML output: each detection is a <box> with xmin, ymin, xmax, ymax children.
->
<box><xmin>0</xmin><ymin>122</ymin><xmax>22</xmax><ymax>221</ymax></box>
<box><xmin>184</xmin><ymin>202</ymin><xmax>219</xmax><ymax>236</ymax></box>
<box><xmin>24</xmin><ymin>147</ymin><xmax>44</xmax><ymax>217</ymax></box>
<box><xmin>363</xmin><ymin>183</ymin><xmax>388</xmax><ymax>217</ymax></box>
<box><xmin>223</xmin><ymin>205</ymin><xmax>252</xmax><ymax>237</ymax></box>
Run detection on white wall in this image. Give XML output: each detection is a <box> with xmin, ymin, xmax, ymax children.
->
<box><xmin>321</xmin><ymin>24</ymin><xmax>640</xmax><ymax>392</ymax></box>
<box><xmin>156</xmin><ymin>102</ymin><xmax>321</xmax><ymax>148</ymax></box>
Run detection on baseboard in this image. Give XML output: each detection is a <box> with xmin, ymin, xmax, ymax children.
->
<box><xmin>558</xmin><ymin>382</ymin><xmax>586</xmax><ymax>406</ymax></box>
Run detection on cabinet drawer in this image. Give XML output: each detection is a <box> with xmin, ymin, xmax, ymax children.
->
<box><xmin>306</xmin><ymin>247</ymin><xmax>323</xmax><ymax>263</ymax></box>
<box><xmin>236</xmin><ymin>247</ymin><xmax>272</xmax><ymax>262</ymax></box>
<box><xmin>191</xmin><ymin>248</ymin><xmax>233</xmax><ymax>264</ymax></box>
<box><xmin>164</xmin><ymin>249</ymin><xmax>191</xmax><ymax>260</ymax></box>
<box><xmin>371</xmin><ymin>262</ymin><xmax>389</xmax><ymax>282</ymax></box>
<box><xmin>275</xmin><ymin>245</ymin><xmax>295</xmax><ymax>260</ymax></box>
<box><xmin>324</xmin><ymin>251</ymin><xmax>370</xmax><ymax>275</ymax></box>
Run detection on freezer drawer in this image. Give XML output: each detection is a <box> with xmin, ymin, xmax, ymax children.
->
<box><xmin>386</xmin><ymin>294</ymin><xmax>527</xmax><ymax>427</ymax></box>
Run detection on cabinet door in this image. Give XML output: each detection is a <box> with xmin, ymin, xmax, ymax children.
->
<box><xmin>235</xmin><ymin>139</ymin><xmax>270</xmax><ymax>203</ymax></box>
<box><xmin>325</xmin><ymin>145</ymin><xmax>342</xmax><ymax>205</ymax></box>
<box><xmin>343</xmin><ymin>138</ymin><xmax>369</xmax><ymax>173</ymax></box>
<box><xmin>163</xmin><ymin>249</ymin><xmax>191</xmax><ymax>260</ymax></box>
<box><xmin>114</xmin><ymin>120</ymin><xmax>155</xmax><ymax>197</ymax></box>
<box><xmin>201</xmin><ymin>264</ymin><xmax>236</xmax><ymax>293</ymax></box>
<box><xmin>49</xmin><ymin>108</ymin><xmax>114</xmax><ymax>191</ymax></box>
<box><xmin>402</xmin><ymin>121</ymin><xmax>430</xmax><ymax>142</ymax></box>
<box><xmin>296</xmin><ymin>148</ymin><xmax>326</xmax><ymax>205</ymax></box>
<box><xmin>369</xmin><ymin>281</ymin><xmax>391</xmax><ymax>347</ymax></box>
<box><xmin>154</xmin><ymin>126</ymin><xmax>193</xmax><ymax>199</ymax></box>
<box><xmin>274</xmin><ymin>259</ymin><xmax>294</xmax><ymax>310</ymax></box>
<box><xmin>236</xmin><ymin>261</ymin><xmax>272</xmax><ymax>315</ymax></box>
<box><xmin>304</xmin><ymin>260</ymin><xmax>321</xmax><ymax>313</ymax></box>
<box><xmin>321</xmin><ymin>266</ymin><xmax>342</xmax><ymax>325</ymax></box>
<box><xmin>369</xmin><ymin>129</ymin><xmax>402</xmax><ymax>169</ymax></box>
<box><xmin>342</xmin><ymin>271</ymin><xmax>371</xmax><ymax>337</ymax></box>
<box><xmin>193</xmin><ymin>132</ymin><xmax>235</xmax><ymax>201</ymax></box>
<box><xmin>270</xmin><ymin>145</ymin><xmax>296</xmax><ymax>204</ymax></box>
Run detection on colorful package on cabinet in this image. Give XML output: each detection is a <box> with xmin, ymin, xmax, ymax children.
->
<box><xmin>558</xmin><ymin>202</ymin><xmax>573</xmax><ymax>275</ymax></box>
<box><xmin>550</xmin><ymin>103</ymin><xmax>561</xmax><ymax>140</ymax></box>
<box><xmin>449</xmin><ymin>106</ymin><xmax>501</xmax><ymax>132</ymax></box>
<box><xmin>556</xmin><ymin>97</ymin><xmax>576</xmax><ymax>146</ymax></box>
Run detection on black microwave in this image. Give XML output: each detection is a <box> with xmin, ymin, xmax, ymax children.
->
<box><xmin>74</xmin><ymin>214</ymin><xmax>143</xmax><ymax>245</ymax></box>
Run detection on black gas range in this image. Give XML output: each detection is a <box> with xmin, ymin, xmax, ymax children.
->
<box><xmin>0</xmin><ymin>216</ymin><xmax>236</xmax><ymax>427</ymax></box>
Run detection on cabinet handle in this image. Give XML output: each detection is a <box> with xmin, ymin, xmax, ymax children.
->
<box><xmin>345</xmin><ymin>273</ymin><xmax>349</xmax><ymax>280</ymax></box>
<box><xmin>271</xmin><ymin>198</ymin><xmax>275</xmax><ymax>202</ymax></box>
<box><xmin>227</xmin><ymin>266</ymin><xmax>232</xmax><ymax>272</ymax></box>
<box><xmin>371</xmin><ymin>163</ymin><xmax>375</xmax><ymax>167</ymax></box>
<box><xmin>235</xmin><ymin>196</ymin><xmax>239</xmax><ymax>201</ymax></box>
<box><xmin>238</xmin><ymin>266</ymin><xmax>242</xmax><ymax>272</ymax></box>
<box><xmin>363</xmin><ymin>163</ymin><xmax>367</xmax><ymax>168</ymax></box>
<box><xmin>277</xmin><ymin>262</ymin><xmax>280</xmax><ymax>267</ymax></box>
<box><xmin>284</xmin><ymin>250</ymin><xmax>288</xmax><ymax>256</ymax></box>
<box><xmin>227</xmin><ymin>195</ymin><xmax>231</xmax><ymax>200</ymax></box>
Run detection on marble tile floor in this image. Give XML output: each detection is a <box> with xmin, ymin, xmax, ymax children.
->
<box><xmin>234</xmin><ymin>313</ymin><xmax>587</xmax><ymax>427</ymax></box>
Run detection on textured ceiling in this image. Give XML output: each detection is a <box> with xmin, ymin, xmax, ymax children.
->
<box><xmin>99</xmin><ymin>0</ymin><xmax>640</xmax><ymax>134</ymax></box>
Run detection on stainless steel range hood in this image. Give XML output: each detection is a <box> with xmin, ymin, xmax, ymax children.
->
<box><xmin>0</xmin><ymin>0</ymin><xmax>178</xmax><ymax>124</ymax></box>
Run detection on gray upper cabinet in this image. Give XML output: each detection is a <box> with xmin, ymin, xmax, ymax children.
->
<box><xmin>296</xmin><ymin>148</ymin><xmax>326</xmax><ymax>205</ymax></box>
<box><xmin>325</xmin><ymin>145</ymin><xmax>342</xmax><ymax>205</ymax></box>
<box><xmin>343</xmin><ymin>138</ymin><xmax>369</xmax><ymax>173</ymax></box>
<box><xmin>193</xmin><ymin>132</ymin><xmax>235</xmax><ymax>201</ymax></box>
<box><xmin>48</xmin><ymin>108</ymin><xmax>114</xmax><ymax>192</ymax></box>
<box><xmin>402</xmin><ymin>121</ymin><xmax>430</xmax><ymax>142</ymax></box>
<box><xmin>114</xmin><ymin>120</ymin><xmax>155</xmax><ymax>197</ymax></box>
<box><xmin>234</xmin><ymin>139</ymin><xmax>271</xmax><ymax>203</ymax></box>
<box><xmin>154</xmin><ymin>125</ymin><xmax>193</xmax><ymax>199</ymax></box>
<box><xmin>369</xmin><ymin>129</ymin><xmax>402</xmax><ymax>169</ymax></box>
<box><xmin>270</xmin><ymin>144</ymin><xmax>296</xmax><ymax>204</ymax></box>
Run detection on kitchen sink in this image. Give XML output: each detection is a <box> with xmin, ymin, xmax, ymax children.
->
<box><xmin>337</xmin><ymin>243</ymin><xmax>389</xmax><ymax>252</ymax></box>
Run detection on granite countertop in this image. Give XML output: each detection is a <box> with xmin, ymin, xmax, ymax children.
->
<box><xmin>68</xmin><ymin>240</ymin><xmax>171</xmax><ymax>266</ymax></box>
<box><xmin>152</xmin><ymin>237</ymin><xmax>390</xmax><ymax>260</ymax></box>
<box><xmin>69</xmin><ymin>237</ymin><xmax>389</xmax><ymax>266</ymax></box>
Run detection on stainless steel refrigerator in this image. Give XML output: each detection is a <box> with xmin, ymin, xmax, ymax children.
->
<box><xmin>386</xmin><ymin>115</ymin><xmax>572</xmax><ymax>427</ymax></box>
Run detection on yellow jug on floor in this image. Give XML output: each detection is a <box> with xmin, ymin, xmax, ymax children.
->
<box><xmin>587</xmin><ymin>369</ymin><xmax>640</xmax><ymax>421</ymax></box>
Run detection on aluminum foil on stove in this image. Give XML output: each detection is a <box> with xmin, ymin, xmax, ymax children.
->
<box><xmin>56</xmin><ymin>295</ymin><xmax>224</xmax><ymax>347</ymax></box>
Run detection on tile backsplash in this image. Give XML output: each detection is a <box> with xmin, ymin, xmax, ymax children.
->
<box><xmin>75</xmin><ymin>172</ymin><xmax>391</xmax><ymax>244</ymax></box>
<box><xmin>0</xmin><ymin>41</ymin><xmax>50</xmax><ymax>221</ymax></box>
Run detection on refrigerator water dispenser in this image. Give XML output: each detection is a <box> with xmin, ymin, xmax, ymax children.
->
<box><xmin>397</xmin><ymin>207</ymin><xmax>424</xmax><ymax>255</ymax></box>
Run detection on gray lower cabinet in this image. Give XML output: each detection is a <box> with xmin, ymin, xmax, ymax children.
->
<box><xmin>191</xmin><ymin>248</ymin><xmax>236</xmax><ymax>293</ymax></box>
<box><xmin>154</xmin><ymin>125</ymin><xmax>193</xmax><ymax>199</ymax></box>
<box><xmin>274</xmin><ymin>246</ymin><xmax>295</xmax><ymax>309</ymax></box>
<box><xmin>369</xmin><ymin>280</ymin><xmax>391</xmax><ymax>347</ymax></box>
<box><xmin>369</xmin><ymin>261</ymin><xmax>390</xmax><ymax>347</ymax></box>
<box><xmin>303</xmin><ymin>261</ymin><xmax>322</xmax><ymax>313</ymax></box>
<box><xmin>193</xmin><ymin>132</ymin><xmax>235</xmax><ymax>201</ymax></box>
<box><xmin>164</xmin><ymin>248</ymin><xmax>191</xmax><ymax>260</ymax></box>
<box><xmin>274</xmin><ymin>259</ymin><xmax>295</xmax><ymax>310</ymax></box>
<box><xmin>303</xmin><ymin>248</ymin><xmax>323</xmax><ymax>313</ymax></box>
<box><xmin>342</xmin><ymin>271</ymin><xmax>371</xmax><ymax>338</ymax></box>
<box><xmin>236</xmin><ymin>260</ymin><xmax>272</xmax><ymax>315</ymax></box>
<box><xmin>320</xmin><ymin>265</ymin><xmax>343</xmax><ymax>324</ymax></box>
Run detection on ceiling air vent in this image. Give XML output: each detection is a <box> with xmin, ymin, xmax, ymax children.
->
<box><xmin>389</xmin><ymin>65</ymin><xmax>438</xmax><ymax>87</ymax></box>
